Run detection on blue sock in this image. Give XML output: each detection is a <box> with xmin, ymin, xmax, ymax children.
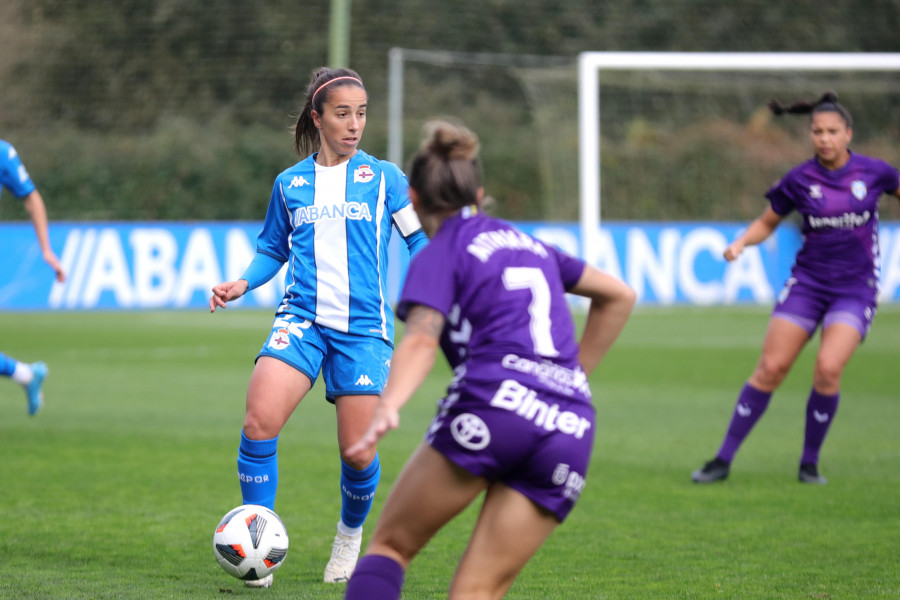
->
<box><xmin>238</xmin><ymin>431</ymin><xmax>279</xmax><ymax>510</ymax></box>
<box><xmin>340</xmin><ymin>453</ymin><xmax>381</xmax><ymax>528</ymax></box>
<box><xmin>0</xmin><ymin>352</ymin><xmax>17</xmax><ymax>377</ymax></box>
<box><xmin>345</xmin><ymin>554</ymin><xmax>404</xmax><ymax>600</ymax></box>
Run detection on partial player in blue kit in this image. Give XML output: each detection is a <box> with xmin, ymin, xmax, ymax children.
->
<box><xmin>692</xmin><ymin>92</ymin><xmax>900</xmax><ymax>485</ymax></box>
<box><xmin>1</xmin><ymin>139</ymin><xmax>66</xmax><ymax>415</ymax></box>
<box><xmin>209</xmin><ymin>67</ymin><xmax>427</xmax><ymax>587</ymax></box>
<box><xmin>343</xmin><ymin>120</ymin><xmax>636</xmax><ymax>600</ymax></box>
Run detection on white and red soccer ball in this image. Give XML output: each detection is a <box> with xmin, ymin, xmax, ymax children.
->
<box><xmin>213</xmin><ymin>504</ymin><xmax>289</xmax><ymax>581</ymax></box>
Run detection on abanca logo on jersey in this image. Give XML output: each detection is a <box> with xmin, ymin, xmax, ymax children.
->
<box><xmin>293</xmin><ymin>201</ymin><xmax>373</xmax><ymax>225</ymax></box>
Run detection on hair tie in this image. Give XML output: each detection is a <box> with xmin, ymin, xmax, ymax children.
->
<box><xmin>311</xmin><ymin>76</ymin><xmax>363</xmax><ymax>103</ymax></box>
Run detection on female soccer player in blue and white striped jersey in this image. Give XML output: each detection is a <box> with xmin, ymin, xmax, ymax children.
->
<box><xmin>0</xmin><ymin>138</ymin><xmax>65</xmax><ymax>415</ymax></box>
<box><xmin>209</xmin><ymin>67</ymin><xmax>427</xmax><ymax>587</ymax></box>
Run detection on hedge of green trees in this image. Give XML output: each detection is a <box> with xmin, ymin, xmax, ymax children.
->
<box><xmin>2</xmin><ymin>1</ymin><xmax>899</xmax><ymax>222</ymax></box>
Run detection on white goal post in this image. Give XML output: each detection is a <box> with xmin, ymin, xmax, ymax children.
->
<box><xmin>578</xmin><ymin>51</ymin><xmax>900</xmax><ymax>265</ymax></box>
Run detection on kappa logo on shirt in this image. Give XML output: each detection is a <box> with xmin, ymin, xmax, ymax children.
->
<box><xmin>353</xmin><ymin>165</ymin><xmax>375</xmax><ymax>183</ymax></box>
<box><xmin>355</xmin><ymin>374</ymin><xmax>374</xmax><ymax>386</ymax></box>
<box><xmin>287</xmin><ymin>176</ymin><xmax>311</xmax><ymax>188</ymax></box>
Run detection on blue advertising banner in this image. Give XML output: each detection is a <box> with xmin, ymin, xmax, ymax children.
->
<box><xmin>2</xmin><ymin>221</ymin><xmax>900</xmax><ymax>310</ymax></box>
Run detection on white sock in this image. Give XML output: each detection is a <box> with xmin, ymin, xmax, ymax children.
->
<box><xmin>11</xmin><ymin>363</ymin><xmax>33</xmax><ymax>385</ymax></box>
<box><xmin>337</xmin><ymin>520</ymin><xmax>362</xmax><ymax>537</ymax></box>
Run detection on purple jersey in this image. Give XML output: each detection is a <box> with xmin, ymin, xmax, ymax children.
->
<box><xmin>766</xmin><ymin>152</ymin><xmax>899</xmax><ymax>293</ymax></box>
<box><xmin>397</xmin><ymin>206</ymin><xmax>589</xmax><ymax>401</ymax></box>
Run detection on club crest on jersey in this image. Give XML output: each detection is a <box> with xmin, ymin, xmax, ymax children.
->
<box><xmin>353</xmin><ymin>164</ymin><xmax>375</xmax><ymax>183</ymax></box>
<box><xmin>851</xmin><ymin>180</ymin><xmax>867</xmax><ymax>200</ymax></box>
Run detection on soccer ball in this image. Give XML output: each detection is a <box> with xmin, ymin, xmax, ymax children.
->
<box><xmin>213</xmin><ymin>504</ymin><xmax>289</xmax><ymax>581</ymax></box>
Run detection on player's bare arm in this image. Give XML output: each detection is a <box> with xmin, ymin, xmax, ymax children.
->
<box><xmin>570</xmin><ymin>266</ymin><xmax>636</xmax><ymax>375</ymax></box>
<box><xmin>724</xmin><ymin>206</ymin><xmax>783</xmax><ymax>261</ymax></box>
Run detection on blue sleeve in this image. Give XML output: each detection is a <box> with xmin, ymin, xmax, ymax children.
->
<box><xmin>0</xmin><ymin>141</ymin><xmax>36</xmax><ymax>199</ymax></box>
<box><xmin>255</xmin><ymin>179</ymin><xmax>292</xmax><ymax>261</ymax></box>
<box><xmin>240</xmin><ymin>252</ymin><xmax>285</xmax><ymax>291</ymax></box>
<box><xmin>404</xmin><ymin>229</ymin><xmax>429</xmax><ymax>258</ymax></box>
<box><xmin>381</xmin><ymin>160</ymin><xmax>427</xmax><ymax>257</ymax></box>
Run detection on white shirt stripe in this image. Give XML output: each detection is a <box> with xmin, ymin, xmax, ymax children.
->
<box><xmin>313</xmin><ymin>161</ymin><xmax>351</xmax><ymax>332</ymax></box>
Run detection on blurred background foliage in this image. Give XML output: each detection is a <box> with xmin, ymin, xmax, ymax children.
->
<box><xmin>1</xmin><ymin>0</ymin><xmax>900</xmax><ymax>222</ymax></box>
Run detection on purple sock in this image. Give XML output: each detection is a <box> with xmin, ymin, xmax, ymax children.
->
<box><xmin>716</xmin><ymin>383</ymin><xmax>772</xmax><ymax>463</ymax></box>
<box><xmin>801</xmin><ymin>389</ymin><xmax>839</xmax><ymax>465</ymax></box>
<box><xmin>345</xmin><ymin>554</ymin><xmax>405</xmax><ymax>600</ymax></box>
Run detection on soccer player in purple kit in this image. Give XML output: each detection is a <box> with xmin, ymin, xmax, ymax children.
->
<box><xmin>343</xmin><ymin>120</ymin><xmax>636</xmax><ymax>600</ymax></box>
<box><xmin>692</xmin><ymin>92</ymin><xmax>900</xmax><ymax>485</ymax></box>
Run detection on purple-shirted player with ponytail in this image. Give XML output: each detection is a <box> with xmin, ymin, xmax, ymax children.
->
<box><xmin>343</xmin><ymin>120</ymin><xmax>635</xmax><ymax>600</ymax></box>
<box><xmin>692</xmin><ymin>92</ymin><xmax>900</xmax><ymax>485</ymax></box>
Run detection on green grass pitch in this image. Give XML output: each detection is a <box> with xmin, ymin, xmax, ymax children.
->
<box><xmin>1</xmin><ymin>306</ymin><xmax>898</xmax><ymax>599</ymax></box>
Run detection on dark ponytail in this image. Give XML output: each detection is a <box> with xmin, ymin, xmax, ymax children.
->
<box><xmin>768</xmin><ymin>91</ymin><xmax>853</xmax><ymax>128</ymax></box>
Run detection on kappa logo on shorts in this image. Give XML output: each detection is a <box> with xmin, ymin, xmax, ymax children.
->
<box><xmin>355</xmin><ymin>374</ymin><xmax>374</xmax><ymax>386</ymax></box>
<box><xmin>450</xmin><ymin>413</ymin><xmax>491</xmax><ymax>451</ymax></box>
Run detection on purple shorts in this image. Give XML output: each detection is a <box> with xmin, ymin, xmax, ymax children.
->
<box><xmin>426</xmin><ymin>378</ymin><xmax>595</xmax><ymax>522</ymax></box>
<box><xmin>773</xmin><ymin>276</ymin><xmax>877</xmax><ymax>339</ymax></box>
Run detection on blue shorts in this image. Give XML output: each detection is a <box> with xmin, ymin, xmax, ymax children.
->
<box><xmin>257</xmin><ymin>314</ymin><xmax>392</xmax><ymax>402</ymax></box>
<box><xmin>426</xmin><ymin>378</ymin><xmax>595</xmax><ymax>522</ymax></box>
<box><xmin>773</xmin><ymin>276</ymin><xmax>877</xmax><ymax>339</ymax></box>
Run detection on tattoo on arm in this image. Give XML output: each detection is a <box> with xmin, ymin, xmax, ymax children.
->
<box><xmin>405</xmin><ymin>305</ymin><xmax>444</xmax><ymax>339</ymax></box>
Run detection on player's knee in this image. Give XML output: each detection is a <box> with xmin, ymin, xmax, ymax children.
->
<box><xmin>813</xmin><ymin>359</ymin><xmax>843</xmax><ymax>390</ymax></box>
<box><xmin>754</xmin><ymin>356</ymin><xmax>791</xmax><ymax>387</ymax></box>
<box><xmin>242</xmin><ymin>413</ymin><xmax>280</xmax><ymax>440</ymax></box>
<box><xmin>341</xmin><ymin>449</ymin><xmax>376</xmax><ymax>471</ymax></box>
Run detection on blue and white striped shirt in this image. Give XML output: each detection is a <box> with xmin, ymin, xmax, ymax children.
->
<box><xmin>0</xmin><ymin>139</ymin><xmax>36</xmax><ymax>204</ymax></box>
<box><xmin>255</xmin><ymin>150</ymin><xmax>427</xmax><ymax>342</ymax></box>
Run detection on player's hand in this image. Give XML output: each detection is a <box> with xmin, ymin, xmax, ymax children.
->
<box><xmin>345</xmin><ymin>403</ymin><xmax>400</xmax><ymax>460</ymax></box>
<box><xmin>209</xmin><ymin>280</ymin><xmax>250</xmax><ymax>312</ymax></box>
<box><xmin>44</xmin><ymin>250</ymin><xmax>66</xmax><ymax>283</ymax></box>
<box><xmin>723</xmin><ymin>240</ymin><xmax>745</xmax><ymax>262</ymax></box>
